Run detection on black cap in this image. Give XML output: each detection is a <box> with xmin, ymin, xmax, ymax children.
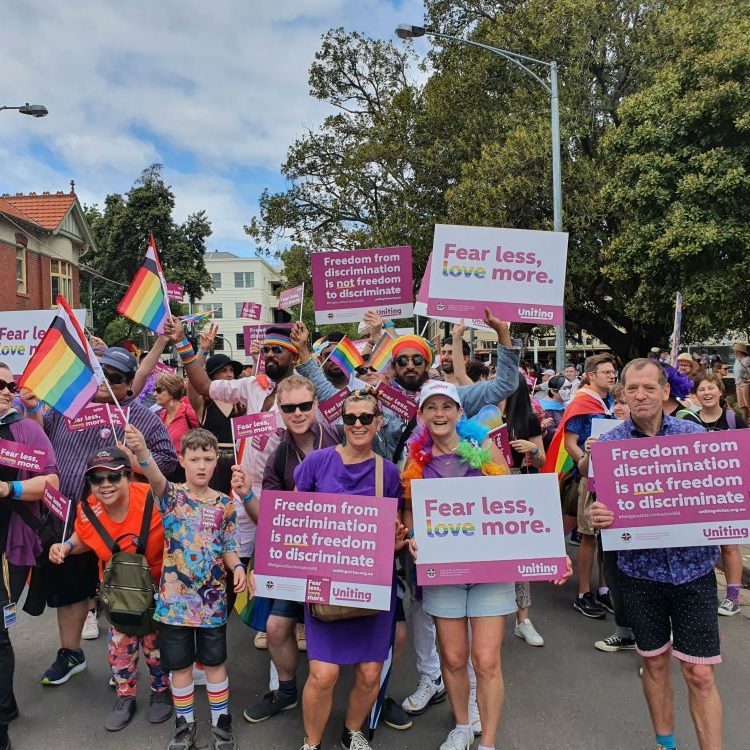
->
<box><xmin>85</xmin><ymin>447</ymin><xmax>132</xmax><ymax>474</ymax></box>
<box><xmin>99</xmin><ymin>347</ymin><xmax>138</xmax><ymax>377</ymax></box>
<box><xmin>206</xmin><ymin>353</ymin><xmax>242</xmax><ymax>379</ymax></box>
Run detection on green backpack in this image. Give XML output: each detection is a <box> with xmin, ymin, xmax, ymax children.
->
<box><xmin>81</xmin><ymin>491</ymin><xmax>157</xmax><ymax>636</ymax></box>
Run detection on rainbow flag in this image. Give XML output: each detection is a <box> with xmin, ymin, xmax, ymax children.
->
<box><xmin>369</xmin><ymin>332</ymin><xmax>396</xmax><ymax>372</ymax></box>
<box><xmin>19</xmin><ymin>296</ymin><xmax>103</xmax><ymax>418</ymax></box>
<box><xmin>178</xmin><ymin>309</ymin><xmax>220</xmax><ymax>325</ymax></box>
<box><xmin>116</xmin><ymin>234</ymin><xmax>170</xmax><ymax>333</ymax></box>
<box><xmin>325</xmin><ymin>336</ymin><xmax>365</xmax><ymax>377</ymax></box>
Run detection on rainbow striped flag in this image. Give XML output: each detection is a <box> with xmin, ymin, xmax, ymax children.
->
<box><xmin>325</xmin><ymin>336</ymin><xmax>365</xmax><ymax>377</ymax></box>
<box><xmin>369</xmin><ymin>332</ymin><xmax>396</xmax><ymax>372</ymax></box>
<box><xmin>178</xmin><ymin>309</ymin><xmax>220</xmax><ymax>325</ymax></box>
<box><xmin>19</xmin><ymin>296</ymin><xmax>104</xmax><ymax>418</ymax></box>
<box><xmin>116</xmin><ymin>234</ymin><xmax>170</xmax><ymax>333</ymax></box>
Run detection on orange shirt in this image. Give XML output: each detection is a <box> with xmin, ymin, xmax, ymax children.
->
<box><xmin>74</xmin><ymin>482</ymin><xmax>165</xmax><ymax>582</ymax></box>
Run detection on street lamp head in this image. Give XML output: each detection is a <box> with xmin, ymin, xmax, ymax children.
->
<box><xmin>19</xmin><ymin>103</ymin><xmax>48</xmax><ymax>118</ymax></box>
<box><xmin>395</xmin><ymin>24</ymin><xmax>426</xmax><ymax>40</ymax></box>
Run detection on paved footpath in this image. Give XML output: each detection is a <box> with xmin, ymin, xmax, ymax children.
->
<box><xmin>6</xmin><ymin>573</ymin><xmax>750</xmax><ymax>750</ymax></box>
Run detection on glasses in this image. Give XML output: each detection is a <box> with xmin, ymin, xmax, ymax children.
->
<box><xmin>355</xmin><ymin>366</ymin><xmax>377</xmax><ymax>376</ymax></box>
<box><xmin>88</xmin><ymin>471</ymin><xmax>127</xmax><ymax>486</ymax></box>
<box><xmin>394</xmin><ymin>355</ymin><xmax>425</xmax><ymax>368</ymax></box>
<box><xmin>342</xmin><ymin>412</ymin><xmax>377</xmax><ymax>426</ymax></box>
<box><xmin>279</xmin><ymin>400</ymin><xmax>314</xmax><ymax>414</ymax></box>
<box><xmin>103</xmin><ymin>369</ymin><xmax>129</xmax><ymax>385</ymax></box>
<box><xmin>262</xmin><ymin>345</ymin><xmax>284</xmax><ymax>355</ymax></box>
<box><xmin>153</xmin><ymin>386</ymin><xmax>166</xmax><ymax>394</ymax></box>
<box><xmin>0</xmin><ymin>379</ymin><xmax>18</xmax><ymax>394</ymax></box>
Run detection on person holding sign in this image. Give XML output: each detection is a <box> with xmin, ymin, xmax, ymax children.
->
<box><xmin>0</xmin><ymin>362</ymin><xmax>59</xmax><ymax>750</ymax></box>
<box><xmin>589</xmin><ymin>359</ymin><xmax>722</xmax><ymax>750</ymax></box>
<box><xmin>291</xmin><ymin>390</ymin><xmax>404</xmax><ymax>750</ymax></box>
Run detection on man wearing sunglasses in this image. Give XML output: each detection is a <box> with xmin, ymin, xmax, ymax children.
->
<box><xmin>27</xmin><ymin>346</ymin><xmax>177</xmax><ymax>690</ymax></box>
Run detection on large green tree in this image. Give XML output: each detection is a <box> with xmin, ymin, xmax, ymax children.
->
<box><xmin>83</xmin><ymin>164</ymin><xmax>212</xmax><ymax>341</ymax></box>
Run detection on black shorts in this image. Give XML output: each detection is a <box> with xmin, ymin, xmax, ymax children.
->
<box><xmin>158</xmin><ymin>623</ymin><xmax>228</xmax><ymax>671</ymax></box>
<box><xmin>621</xmin><ymin>571</ymin><xmax>721</xmax><ymax>664</ymax></box>
<box><xmin>39</xmin><ymin>551</ymin><xmax>98</xmax><ymax>608</ymax></box>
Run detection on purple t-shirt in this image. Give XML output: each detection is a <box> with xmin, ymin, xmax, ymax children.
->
<box><xmin>423</xmin><ymin>453</ymin><xmax>484</xmax><ymax>480</ymax></box>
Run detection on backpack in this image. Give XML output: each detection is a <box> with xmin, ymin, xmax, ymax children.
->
<box><xmin>81</xmin><ymin>491</ymin><xmax>157</xmax><ymax>636</ymax></box>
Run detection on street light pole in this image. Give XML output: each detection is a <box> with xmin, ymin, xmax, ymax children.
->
<box><xmin>0</xmin><ymin>103</ymin><xmax>49</xmax><ymax>117</ymax></box>
<box><xmin>395</xmin><ymin>25</ymin><xmax>566</xmax><ymax>370</ymax></box>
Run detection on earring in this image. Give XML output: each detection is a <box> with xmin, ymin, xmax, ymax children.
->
<box><xmin>126</xmin><ymin>389</ymin><xmax>133</xmax><ymax>398</ymax></box>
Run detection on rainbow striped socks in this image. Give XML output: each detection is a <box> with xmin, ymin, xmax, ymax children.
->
<box><xmin>172</xmin><ymin>681</ymin><xmax>195</xmax><ymax>723</ymax></box>
<box><xmin>207</xmin><ymin>677</ymin><xmax>230</xmax><ymax>726</ymax></box>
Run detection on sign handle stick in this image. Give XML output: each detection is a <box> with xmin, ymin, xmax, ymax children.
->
<box><xmin>298</xmin><ymin>283</ymin><xmax>305</xmax><ymax>322</ymax></box>
<box><xmin>105</xmin><ymin>404</ymin><xmax>119</xmax><ymax>443</ymax></box>
<box><xmin>419</xmin><ymin>319</ymin><xmax>430</xmax><ymax>338</ymax></box>
<box><xmin>102</xmin><ymin>378</ymin><xmax>129</xmax><ymax>426</ymax></box>
<box><xmin>61</xmin><ymin>507</ymin><xmax>71</xmax><ymax>544</ymax></box>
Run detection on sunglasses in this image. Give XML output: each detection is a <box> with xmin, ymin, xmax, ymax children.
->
<box><xmin>88</xmin><ymin>471</ymin><xmax>127</xmax><ymax>486</ymax></box>
<box><xmin>262</xmin><ymin>345</ymin><xmax>284</xmax><ymax>355</ymax></box>
<box><xmin>0</xmin><ymin>379</ymin><xmax>18</xmax><ymax>394</ymax></box>
<box><xmin>153</xmin><ymin>386</ymin><xmax>166</xmax><ymax>394</ymax></box>
<box><xmin>103</xmin><ymin>369</ymin><xmax>129</xmax><ymax>385</ymax></box>
<box><xmin>342</xmin><ymin>412</ymin><xmax>378</xmax><ymax>426</ymax></box>
<box><xmin>279</xmin><ymin>400</ymin><xmax>314</xmax><ymax>414</ymax></box>
<box><xmin>394</xmin><ymin>355</ymin><xmax>425</xmax><ymax>368</ymax></box>
<box><xmin>355</xmin><ymin>367</ymin><xmax>377</xmax><ymax>376</ymax></box>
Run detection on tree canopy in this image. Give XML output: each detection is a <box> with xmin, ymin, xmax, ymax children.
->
<box><xmin>247</xmin><ymin>0</ymin><xmax>750</xmax><ymax>359</ymax></box>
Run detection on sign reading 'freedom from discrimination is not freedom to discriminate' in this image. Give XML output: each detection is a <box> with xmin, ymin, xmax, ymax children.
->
<box><xmin>310</xmin><ymin>247</ymin><xmax>413</xmax><ymax>324</ymax></box>
<box><xmin>592</xmin><ymin>430</ymin><xmax>750</xmax><ymax>551</ymax></box>
<box><xmin>427</xmin><ymin>225</ymin><xmax>568</xmax><ymax>326</ymax></box>
<box><xmin>410</xmin><ymin>474</ymin><xmax>568</xmax><ymax>585</ymax></box>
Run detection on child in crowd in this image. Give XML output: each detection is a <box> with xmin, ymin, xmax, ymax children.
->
<box><xmin>124</xmin><ymin>425</ymin><xmax>247</xmax><ymax>750</ymax></box>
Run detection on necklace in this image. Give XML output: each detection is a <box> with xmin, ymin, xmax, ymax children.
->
<box><xmin>698</xmin><ymin>410</ymin><xmax>723</xmax><ymax>431</ymax></box>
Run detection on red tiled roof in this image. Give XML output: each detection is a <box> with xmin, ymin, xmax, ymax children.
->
<box><xmin>0</xmin><ymin>191</ymin><xmax>76</xmax><ymax>231</ymax></box>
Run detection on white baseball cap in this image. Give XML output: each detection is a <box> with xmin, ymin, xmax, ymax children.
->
<box><xmin>418</xmin><ymin>380</ymin><xmax>462</xmax><ymax>409</ymax></box>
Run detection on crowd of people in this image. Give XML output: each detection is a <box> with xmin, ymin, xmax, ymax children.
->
<box><xmin>0</xmin><ymin>308</ymin><xmax>747</xmax><ymax>750</ymax></box>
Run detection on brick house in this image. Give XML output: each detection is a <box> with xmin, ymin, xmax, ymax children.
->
<box><xmin>0</xmin><ymin>186</ymin><xmax>96</xmax><ymax>312</ymax></box>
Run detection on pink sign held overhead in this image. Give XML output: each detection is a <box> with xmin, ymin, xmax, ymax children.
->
<box><xmin>375</xmin><ymin>382</ymin><xmax>418</xmax><ymax>421</ymax></box>
<box><xmin>243</xmin><ymin>324</ymin><xmax>292</xmax><ymax>356</ymax></box>
<box><xmin>592</xmin><ymin>430</ymin><xmax>750</xmax><ymax>551</ymax></box>
<box><xmin>319</xmin><ymin>387</ymin><xmax>350</xmax><ymax>424</ymax></box>
<box><xmin>231</xmin><ymin>412</ymin><xmax>277</xmax><ymax>442</ymax></box>
<box><xmin>311</xmin><ymin>246</ymin><xmax>413</xmax><ymax>325</ymax></box>
<box><xmin>411</xmin><ymin>474</ymin><xmax>568</xmax><ymax>585</ymax></box>
<box><xmin>43</xmin><ymin>483</ymin><xmax>71</xmax><ymax>522</ymax></box>
<box><xmin>254</xmin><ymin>490</ymin><xmax>398</xmax><ymax>610</ymax></box>
<box><xmin>240</xmin><ymin>302</ymin><xmax>262</xmax><ymax>320</ymax></box>
<box><xmin>153</xmin><ymin>362</ymin><xmax>176</xmax><ymax>376</ymax></box>
<box><xmin>0</xmin><ymin>438</ymin><xmax>50</xmax><ymax>473</ymax></box>
<box><xmin>427</xmin><ymin>225</ymin><xmax>568</xmax><ymax>326</ymax></box>
<box><xmin>166</xmin><ymin>282</ymin><xmax>185</xmax><ymax>302</ymax></box>
<box><xmin>65</xmin><ymin>404</ymin><xmax>130</xmax><ymax>432</ymax></box>
<box><xmin>278</xmin><ymin>284</ymin><xmax>304</xmax><ymax>311</ymax></box>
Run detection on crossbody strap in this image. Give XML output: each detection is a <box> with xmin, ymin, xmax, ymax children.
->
<box><xmin>135</xmin><ymin>491</ymin><xmax>154</xmax><ymax>555</ymax></box>
<box><xmin>80</xmin><ymin>500</ymin><xmax>120</xmax><ymax>554</ymax></box>
<box><xmin>375</xmin><ymin>453</ymin><xmax>384</xmax><ymax>497</ymax></box>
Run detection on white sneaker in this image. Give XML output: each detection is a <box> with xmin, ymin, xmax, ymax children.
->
<box><xmin>401</xmin><ymin>673</ymin><xmax>446</xmax><ymax>715</ymax></box>
<box><xmin>718</xmin><ymin>598</ymin><xmax>740</xmax><ymax>616</ymax></box>
<box><xmin>81</xmin><ymin>610</ymin><xmax>99</xmax><ymax>640</ymax></box>
<box><xmin>514</xmin><ymin>617</ymin><xmax>544</xmax><ymax>647</ymax></box>
<box><xmin>439</xmin><ymin>726</ymin><xmax>474</xmax><ymax>750</ymax></box>
<box><xmin>192</xmin><ymin>665</ymin><xmax>207</xmax><ymax>686</ymax></box>
<box><xmin>468</xmin><ymin>687</ymin><xmax>481</xmax><ymax>736</ymax></box>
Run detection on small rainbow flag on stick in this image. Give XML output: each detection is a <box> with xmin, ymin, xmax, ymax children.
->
<box><xmin>369</xmin><ymin>332</ymin><xmax>396</xmax><ymax>372</ymax></box>
<box><xmin>117</xmin><ymin>234</ymin><xmax>171</xmax><ymax>333</ymax></box>
<box><xmin>20</xmin><ymin>296</ymin><xmax>104</xmax><ymax>418</ymax></box>
<box><xmin>324</xmin><ymin>336</ymin><xmax>365</xmax><ymax>377</ymax></box>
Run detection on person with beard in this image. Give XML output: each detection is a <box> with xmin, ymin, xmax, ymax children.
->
<box><xmin>319</xmin><ymin>332</ymin><xmax>350</xmax><ymax>390</ymax></box>
<box><xmin>439</xmin><ymin>322</ymin><xmax>472</xmax><ymax>386</ymax></box>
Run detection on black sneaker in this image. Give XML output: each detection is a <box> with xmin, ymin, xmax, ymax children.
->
<box><xmin>148</xmin><ymin>689</ymin><xmax>173</xmax><ymax>724</ymax></box>
<box><xmin>594</xmin><ymin>634</ymin><xmax>637</xmax><ymax>652</ymax></box>
<box><xmin>104</xmin><ymin>696</ymin><xmax>137</xmax><ymax>731</ymax></box>
<box><xmin>41</xmin><ymin>648</ymin><xmax>87</xmax><ymax>686</ymax></box>
<box><xmin>242</xmin><ymin>689</ymin><xmax>298</xmax><ymax>723</ymax></box>
<box><xmin>341</xmin><ymin>727</ymin><xmax>372</xmax><ymax>750</ymax></box>
<box><xmin>211</xmin><ymin>714</ymin><xmax>238</xmax><ymax>750</ymax></box>
<box><xmin>168</xmin><ymin>716</ymin><xmax>198</xmax><ymax>750</ymax></box>
<box><xmin>380</xmin><ymin>697</ymin><xmax>413</xmax><ymax>730</ymax></box>
<box><xmin>596</xmin><ymin>591</ymin><xmax>614</xmax><ymax>614</ymax></box>
<box><xmin>573</xmin><ymin>592</ymin><xmax>607</xmax><ymax>619</ymax></box>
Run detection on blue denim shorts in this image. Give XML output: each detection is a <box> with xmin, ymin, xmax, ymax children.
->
<box><xmin>422</xmin><ymin>582</ymin><xmax>516</xmax><ymax>619</ymax></box>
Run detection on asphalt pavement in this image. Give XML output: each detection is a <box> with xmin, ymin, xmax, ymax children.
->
<box><xmin>6</xmin><ymin>569</ymin><xmax>749</xmax><ymax>750</ymax></box>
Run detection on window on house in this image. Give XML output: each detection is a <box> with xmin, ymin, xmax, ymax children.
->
<box><xmin>213</xmin><ymin>337</ymin><xmax>224</xmax><ymax>351</ymax></box>
<box><xmin>16</xmin><ymin>246</ymin><xmax>26</xmax><ymax>293</ymax></box>
<box><xmin>210</xmin><ymin>272</ymin><xmax>222</xmax><ymax>289</ymax></box>
<box><xmin>50</xmin><ymin>259</ymin><xmax>73</xmax><ymax>305</ymax></box>
<box><xmin>236</xmin><ymin>333</ymin><xmax>245</xmax><ymax>350</ymax></box>
<box><xmin>234</xmin><ymin>271</ymin><xmax>255</xmax><ymax>288</ymax></box>
<box><xmin>194</xmin><ymin>303</ymin><xmax>223</xmax><ymax>319</ymax></box>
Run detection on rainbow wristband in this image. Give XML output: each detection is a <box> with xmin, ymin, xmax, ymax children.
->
<box><xmin>177</xmin><ymin>338</ymin><xmax>197</xmax><ymax>366</ymax></box>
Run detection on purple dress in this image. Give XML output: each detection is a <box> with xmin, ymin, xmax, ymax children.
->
<box><xmin>293</xmin><ymin>446</ymin><xmax>402</xmax><ymax>664</ymax></box>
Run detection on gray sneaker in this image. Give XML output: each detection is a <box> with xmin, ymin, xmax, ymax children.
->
<box><xmin>148</xmin><ymin>689</ymin><xmax>173</xmax><ymax>724</ymax></box>
<box><xmin>718</xmin><ymin>598</ymin><xmax>740</xmax><ymax>616</ymax></box>
<box><xmin>211</xmin><ymin>714</ymin><xmax>238</xmax><ymax>750</ymax></box>
<box><xmin>242</xmin><ymin>690</ymin><xmax>298</xmax><ymax>723</ymax></box>
<box><xmin>104</xmin><ymin>696</ymin><xmax>137</xmax><ymax>731</ymax></box>
<box><xmin>168</xmin><ymin>716</ymin><xmax>198</xmax><ymax>750</ymax></box>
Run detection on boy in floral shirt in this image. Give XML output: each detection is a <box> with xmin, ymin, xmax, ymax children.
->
<box><xmin>125</xmin><ymin>425</ymin><xmax>246</xmax><ymax>750</ymax></box>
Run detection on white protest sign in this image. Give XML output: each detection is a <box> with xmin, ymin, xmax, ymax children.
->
<box><xmin>588</xmin><ymin>419</ymin><xmax>624</xmax><ymax>485</ymax></box>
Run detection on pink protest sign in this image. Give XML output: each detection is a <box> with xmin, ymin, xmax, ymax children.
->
<box><xmin>375</xmin><ymin>382</ymin><xmax>418</xmax><ymax>421</ymax></box>
<box><xmin>411</xmin><ymin>474</ymin><xmax>567</xmax><ymax>585</ymax></box>
<box><xmin>231</xmin><ymin>412</ymin><xmax>277</xmax><ymax>442</ymax></box>
<box><xmin>243</xmin><ymin>324</ymin><xmax>292</xmax><ymax>356</ymax></box>
<box><xmin>43</xmin><ymin>483</ymin><xmax>71</xmax><ymax>522</ymax></box>
<box><xmin>0</xmin><ymin>438</ymin><xmax>50</xmax><ymax>473</ymax></box>
<box><xmin>311</xmin><ymin>246</ymin><xmax>413</xmax><ymax>324</ymax></box>
<box><xmin>278</xmin><ymin>284</ymin><xmax>304</xmax><ymax>311</ymax></box>
<box><xmin>153</xmin><ymin>362</ymin><xmax>176</xmax><ymax>375</ymax></box>
<box><xmin>592</xmin><ymin>430</ymin><xmax>750</xmax><ymax>551</ymax></box>
<box><xmin>254</xmin><ymin>490</ymin><xmax>398</xmax><ymax>610</ymax></box>
<box><xmin>488</xmin><ymin>425</ymin><xmax>514</xmax><ymax>467</ymax></box>
<box><xmin>166</xmin><ymin>282</ymin><xmax>184</xmax><ymax>301</ymax></box>
<box><xmin>240</xmin><ymin>302</ymin><xmax>262</xmax><ymax>320</ymax></box>
<box><xmin>319</xmin><ymin>387</ymin><xmax>350</xmax><ymax>423</ymax></box>
<box><xmin>65</xmin><ymin>403</ymin><xmax>130</xmax><ymax>432</ymax></box>
<box><xmin>426</xmin><ymin>225</ymin><xmax>568</xmax><ymax>325</ymax></box>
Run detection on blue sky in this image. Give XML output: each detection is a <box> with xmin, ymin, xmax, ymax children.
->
<box><xmin>1</xmin><ymin>0</ymin><xmax>427</xmax><ymax>257</ymax></box>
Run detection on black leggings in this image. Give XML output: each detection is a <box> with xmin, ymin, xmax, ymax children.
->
<box><xmin>0</xmin><ymin>563</ymin><xmax>29</xmax><ymax>726</ymax></box>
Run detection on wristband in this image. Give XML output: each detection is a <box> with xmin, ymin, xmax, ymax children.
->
<box><xmin>176</xmin><ymin>338</ymin><xmax>197</xmax><ymax>366</ymax></box>
<box><xmin>137</xmin><ymin>452</ymin><xmax>153</xmax><ymax>468</ymax></box>
<box><xmin>65</xmin><ymin>539</ymin><xmax>74</xmax><ymax>552</ymax></box>
<box><xmin>407</xmin><ymin>530</ymin><xmax>415</xmax><ymax>539</ymax></box>
<box><xmin>241</xmin><ymin>492</ymin><xmax>254</xmax><ymax>504</ymax></box>
<box><xmin>384</xmin><ymin>321</ymin><xmax>395</xmax><ymax>329</ymax></box>
<box><xmin>26</xmin><ymin>401</ymin><xmax>43</xmax><ymax>414</ymax></box>
<box><xmin>8</xmin><ymin>481</ymin><xmax>22</xmax><ymax>499</ymax></box>
<box><xmin>531</xmin><ymin>447</ymin><xmax>541</xmax><ymax>459</ymax></box>
<box><xmin>233</xmin><ymin>563</ymin><xmax>245</xmax><ymax>571</ymax></box>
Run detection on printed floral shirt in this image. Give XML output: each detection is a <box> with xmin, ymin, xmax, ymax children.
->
<box><xmin>154</xmin><ymin>482</ymin><xmax>238</xmax><ymax>627</ymax></box>
<box><xmin>598</xmin><ymin>415</ymin><xmax>718</xmax><ymax>585</ymax></box>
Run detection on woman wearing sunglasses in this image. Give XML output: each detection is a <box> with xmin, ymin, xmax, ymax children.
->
<box><xmin>290</xmin><ymin>390</ymin><xmax>405</xmax><ymax>750</ymax></box>
<box><xmin>0</xmin><ymin>362</ymin><xmax>59</xmax><ymax>750</ymax></box>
